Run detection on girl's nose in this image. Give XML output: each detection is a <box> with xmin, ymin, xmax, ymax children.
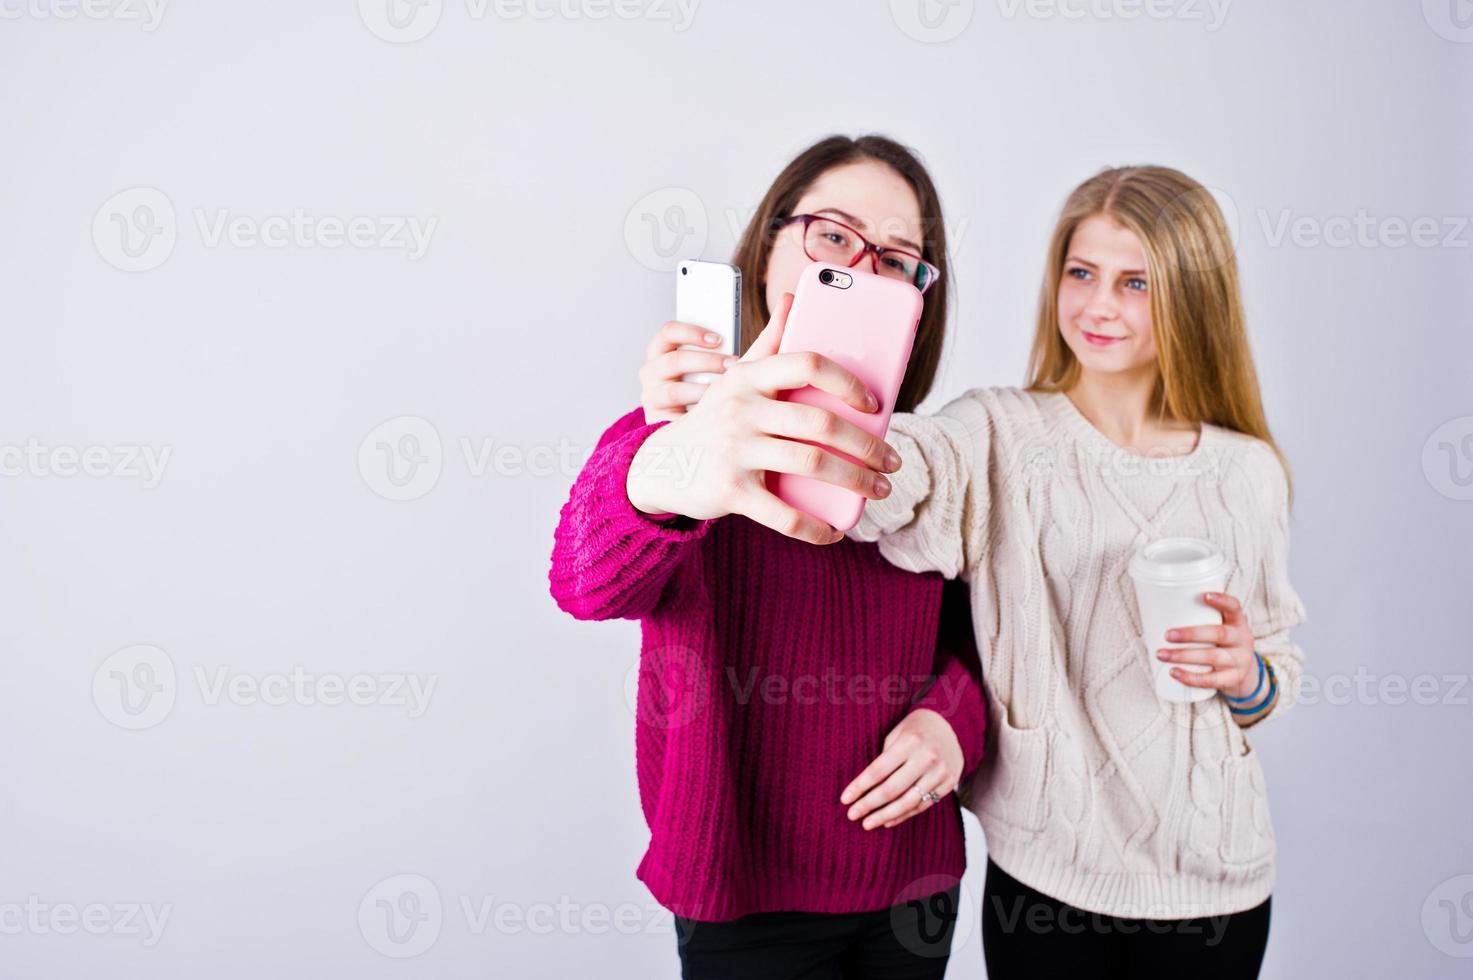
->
<box><xmin>1083</xmin><ymin>283</ymin><xmax>1119</xmax><ymax>320</ymax></box>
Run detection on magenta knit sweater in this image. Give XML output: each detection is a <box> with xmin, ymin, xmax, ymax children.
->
<box><xmin>548</xmin><ymin>408</ymin><xmax>987</xmax><ymax>922</ymax></box>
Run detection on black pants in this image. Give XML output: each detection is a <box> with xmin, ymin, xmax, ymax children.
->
<box><xmin>673</xmin><ymin>887</ymin><xmax>959</xmax><ymax>980</ymax></box>
<box><xmin>981</xmin><ymin>858</ymin><xmax>1271</xmax><ymax>979</ymax></box>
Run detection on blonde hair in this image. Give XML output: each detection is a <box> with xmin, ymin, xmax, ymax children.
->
<box><xmin>1025</xmin><ymin>165</ymin><xmax>1293</xmax><ymax>503</ymax></box>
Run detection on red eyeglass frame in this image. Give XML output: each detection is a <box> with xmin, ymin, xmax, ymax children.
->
<box><xmin>772</xmin><ymin>213</ymin><xmax>940</xmax><ymax>294</ymax></box>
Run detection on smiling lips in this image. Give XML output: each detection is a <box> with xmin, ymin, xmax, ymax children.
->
<box><xmin>1081</xmin><ymin>328</ymin><xmax>1125</xmax><ymax>346</ymax></box>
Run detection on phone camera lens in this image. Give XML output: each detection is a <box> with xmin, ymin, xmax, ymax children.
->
<box><xmin>681</xmin><ymin>267</ymin><xmax>688</xmax><ymax>275</ymax></box>
<box><xmin>819</xmin><ymin>270</ymin><xmax>834</xmax><ymax>284</ymax></box>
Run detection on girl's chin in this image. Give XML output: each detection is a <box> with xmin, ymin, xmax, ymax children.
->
<box><xmin>1071</xmin><ymin>347</ymin><xmax>1147</xmax><ymax>375</ymax></box>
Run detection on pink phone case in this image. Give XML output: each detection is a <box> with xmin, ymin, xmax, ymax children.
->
<box><xmin>766</xmin><ymin>264</ymin><xmax>924</xmax><ymax>532</ymax></box>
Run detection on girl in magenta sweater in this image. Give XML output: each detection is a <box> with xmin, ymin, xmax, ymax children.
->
<box><xmin>550</xmin><ymin>135</ymin><xmax>986</xmax><ymax>979</ymax></box>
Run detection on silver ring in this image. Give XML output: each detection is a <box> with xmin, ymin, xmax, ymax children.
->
<box><xmin>919</xmin><ymin>788</ymin><xmax>942</xmax><ymax>804</ymax></box>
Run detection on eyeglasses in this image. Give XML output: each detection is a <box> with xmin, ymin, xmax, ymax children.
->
<box><xmin>772</xmin><ymin>213</ymin><xmax>940</xmax><ymax>294</ymax></box>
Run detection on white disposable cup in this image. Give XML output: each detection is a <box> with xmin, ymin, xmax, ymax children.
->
<box><xmin>1128</xmin><ymin>537</ymin><xmax>1229</xmax><ymax>704</ymax></box>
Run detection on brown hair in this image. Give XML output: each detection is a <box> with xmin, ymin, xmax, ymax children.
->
<box><xmin>730</xmin><ymin>135</ymin><xmax>951</xmax><ymax>413</ymax></box>
<box><xmin>1025</xmin><ymin>165</ymin><xmax>1293</xmax><ymax>502</ymax></box>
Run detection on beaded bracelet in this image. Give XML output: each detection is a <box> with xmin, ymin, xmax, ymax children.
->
<box><xmin>1224</xmin><ymin>652</ymin><xmax>1266</xmax><ymax>704</ymax></box>
<box><xmin>1228</xmin><ymin>656</ymin><xmax>1278</xmax><ymax>716</ymax></box>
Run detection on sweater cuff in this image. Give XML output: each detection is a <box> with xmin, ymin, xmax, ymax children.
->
<box><xmin>912</xmin><ymin>656</ymin><xmax>987</xmax><ymax>781</ymax></box>
<box><xmin>600</xmin><ymin>419</ymin><xmax>715</xmax><ymax>541</ymax></box>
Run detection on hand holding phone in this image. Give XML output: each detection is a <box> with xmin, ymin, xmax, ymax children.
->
<box><xmin>765</xmin><ymin>264</ymin><xmax>923</xmax><ymax>532</ymax></box>
<box><xmin>625</xmin><ymin>291</ymin><xmax>902</xmax><ymax>545</ymax></box>
<box><xmin>639</xmin><ymin>260</ymin><xmax>741</xmax><ymax>423</ymax></box>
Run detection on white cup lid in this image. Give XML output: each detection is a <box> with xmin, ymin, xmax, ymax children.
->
<box><xmin>1128</xmin><ymin>537</ymin><xmax>1227</xmax><ymax>585</ymax></box>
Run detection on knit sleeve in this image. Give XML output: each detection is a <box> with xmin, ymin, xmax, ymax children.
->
<box><xmin>847</xmin><ymin>391</ymin><xmax>992</xmax><ymax>579</ymax></box>
<box><xmin>1242</xmin><ymin>447</ymin><xmax>1308</xmax><ymax>723</ymax></box>
<box><xmin>910</xmin><ymin>578</ymin><xmax>987</xmax><ymax>780</ymax></box>
<box><xmin>548</xmin><ymin>410</ymin><xmax>713</xmax><ymax>621</ymax></box>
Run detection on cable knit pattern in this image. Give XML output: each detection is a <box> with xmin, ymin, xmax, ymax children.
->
<box><xmin>549</xmin><ymin>408</ymin><xmax>989</xmax><ymax>922</ymax></box>
<box><xmin>850</xmin><ymin>386</ymin><xmax>1307</xmax><ymax>918</ymax></box>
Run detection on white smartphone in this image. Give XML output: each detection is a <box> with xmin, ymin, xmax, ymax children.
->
<box><xmin>674</xmin><ymin>259</ymin><xmax>740</xmax><ymax>384</ymax></box>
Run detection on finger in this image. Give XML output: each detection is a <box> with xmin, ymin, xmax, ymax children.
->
<box><xmin>647</xmin><ymin>320</ymin><xmax>721</xmax><ymax>360</ymax></box>
<box><xmin>738</xmin><ymin>292</ymin><xmax>792</xmax><ymax>363</ymax></box>
<box><xmin>875</xmin><ymin>767</ymin><xmax>951</xmax><ymax>829</ymax></box>
<box><xmin>1164</xmin><ymin>624</ymin><xmax>1231</xmax><ymax>646</ymax></box>
<box><xmin>641</xmin><ymin>349</ymin><xmax>732</xmax><ymax>384</ymax></box>
<box><xmin>741</xmin><ymin>436</ymin><xmax>890</xmax><ymax>501</ymax></box>
<box><xmin>1203</xmin><ymin>591</ymin><xmax>1246</xmax><ymax>626</ymax></box>
<box><xmin>1156</xmin><ymin>646</ymin><xmax>1232</xmax><ymax>669</ymax></box>
<box><xmin>753</xmin><ymin>400</ymin><xmax>901</xmax><ymax>474</ymax></box>
<box><xmin>645</xmin><ymin>380</ymin><xmax>709</xmax><ymax>412</ymax></box>
<box><xmin>744</xmin><ymin>351</ymin><xmax>880</xmax><ymax>415</ymax></box>
<box><xmin>1172</xmin><ymin>667</ymin><xmax>1241</xmax><ymax>690</ymax></box>
<box><xmin>734</xmin><ymin>484</ymin><xmax>843</xmax><ymax>546</ymax></box>
<box><xmin>840</xmin><ymin>743</ymin><xmax>911</xmax><ymax>807</ymax></box>
<box><xmin>851</xmin><ymin>757</ymin><xmax>930</xmax><ymax>828</ymax></box>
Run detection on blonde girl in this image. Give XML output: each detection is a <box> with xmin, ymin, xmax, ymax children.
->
<box><xmin>839</xmin><ymin>165</ymin><xmax>1306</xmax><ymax>978</ymax></box>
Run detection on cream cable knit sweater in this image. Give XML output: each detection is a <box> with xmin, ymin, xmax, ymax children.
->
<box><xmin>849</xmin><ymin>386</ymin><xmax>1307</xmax><ymax>919</ymax></box>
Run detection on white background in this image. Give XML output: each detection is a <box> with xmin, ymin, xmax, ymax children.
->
<box><xmin>1</xmin><ymin>1</ymin><xmax>1470</xmax><ymax>977</ymax></box>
